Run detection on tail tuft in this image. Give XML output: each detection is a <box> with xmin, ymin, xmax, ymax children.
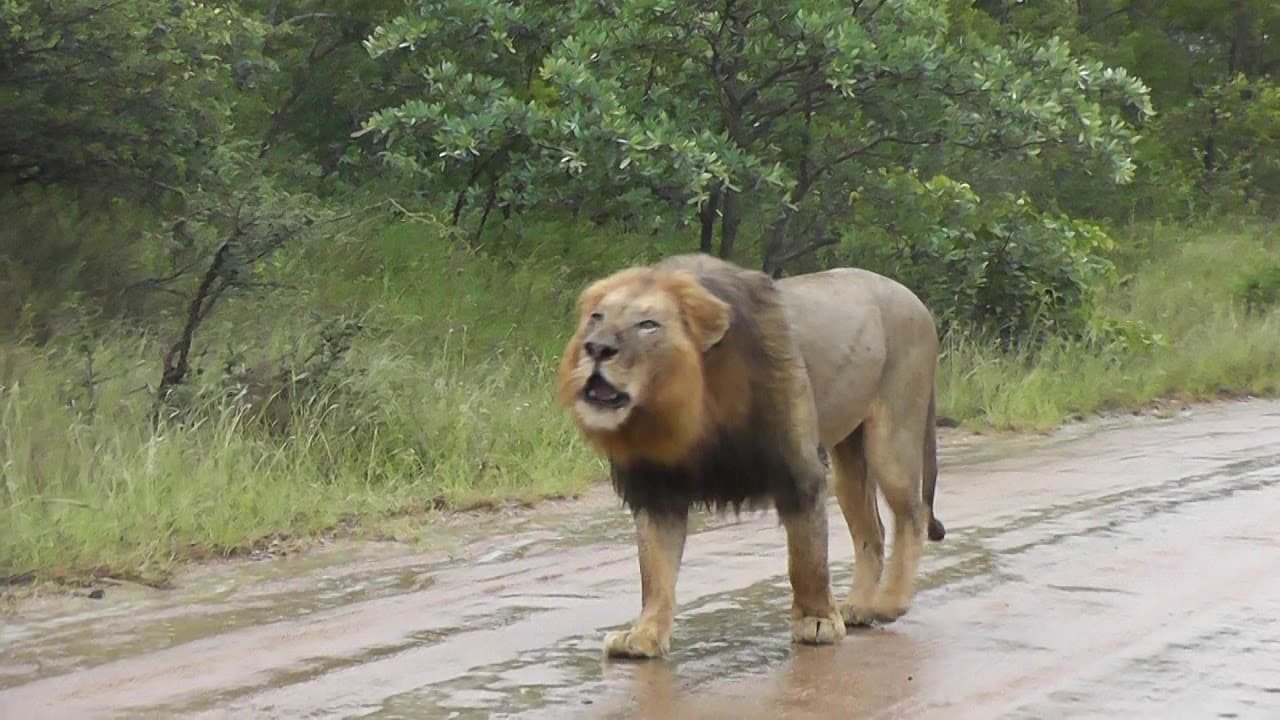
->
<box><xmin>927</xmin><ymin>516</ymin><xmax>946</xmax><ymax>542</ymax></box>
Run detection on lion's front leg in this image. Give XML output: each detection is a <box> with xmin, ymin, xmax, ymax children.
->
<box><xmin>782</xmin><ymin>506</ymin><xmax>846</xmax><ymax>645</ymax></box>
<box><xmin>604</xmin><ymin>509</ymin><xmax>688</xmax><ymax>659</ymax></box>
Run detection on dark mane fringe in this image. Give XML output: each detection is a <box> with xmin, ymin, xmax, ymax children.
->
<box><xmin>612</xmin><ymin>254</ymin><xmax>821</xmax><ymax>518</ymax></box>
<box><xmin>611</xmin><ymin>427</ymin><xmax>816</xmax><ymax>516</ymax></box>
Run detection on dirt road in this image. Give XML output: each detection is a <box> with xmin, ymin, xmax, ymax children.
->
<box><xmin>4</xmin><ymin>399</ymin><xmax>1280</xmax><ymax>719</ymax></box>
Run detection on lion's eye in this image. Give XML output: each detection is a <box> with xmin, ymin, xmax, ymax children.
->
<box><xmin>589</xmin><ymin>312</ymin><xmax>603</xmax><ymax>322</ymax></box>
<box><xmin>636</xmin><ymin>319</ymin><xmax>661</xmax><ymax>331</ymax></box>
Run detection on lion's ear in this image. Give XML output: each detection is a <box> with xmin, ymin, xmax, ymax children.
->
<box><xmin>670</xmin><ymin>273</ymin><xmax>731</xmax><ymax>352</ymax></box>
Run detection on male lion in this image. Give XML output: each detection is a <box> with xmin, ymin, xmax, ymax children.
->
<box><xmin>558</xmin><ymin>253</ymin><xmax>944</xmax><ymax>659</ymax></box>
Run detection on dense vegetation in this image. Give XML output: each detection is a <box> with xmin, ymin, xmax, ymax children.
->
<box><xmin>3</xmin><ymin>0</ymin><xmax>1279</xmax><ymax>584</ymax></box>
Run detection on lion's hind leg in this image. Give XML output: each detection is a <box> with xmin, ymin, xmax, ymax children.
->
<box><xmin>829</xmin><ymin>428</ymin><xmax>887</xmax><ymax>627</ymax></box>
<box><xmin>862</xmin><ymin>412</ymin><xmax>928</xmax><ymax>623</ymax></box>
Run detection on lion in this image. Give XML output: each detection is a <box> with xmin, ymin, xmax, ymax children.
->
<box><xmin>557</xmin><ymin>253</ymin><xmax>945</xmax><ymax>659</ymax></box>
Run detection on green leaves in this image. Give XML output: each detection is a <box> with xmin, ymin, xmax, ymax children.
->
<box><xmin>2</xmin><ymin>0</ymin><xmax>1181</xmax><ymax>346</ymax></box>
<box><xmin>365</xmin><ymin>0</ymin><xmax>1151</xmax><ymax>268</ymax></box>
<box><xmin>843</xmin><ymin>169</ymin><xmax>1118</xmax><ymax>343</ymax></box>
<box><xmin>0</xmin><ymin>1</ymin><xmax>266</xmax><ymax>194</ymax></box>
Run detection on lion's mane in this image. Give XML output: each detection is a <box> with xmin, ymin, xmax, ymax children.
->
<box><xmin>564</xmin><ymin>254</ymin><xmax>822</xmax><ymax>518</ymax></box>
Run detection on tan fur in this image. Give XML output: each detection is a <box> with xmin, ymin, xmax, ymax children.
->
<box><xmin>601</xmin><ymin>510</ymin><xmax>687</xmax><ymax>658</ymax></box>
<box><xmin>778</xmin><ymin>266</ymin><xmax>942</xmax><ymax>625</ymax></box>
<box><xmin>557</xmin><ymin>268</ymin><xmax>741</xmax><ymax>467</ymax></box>
<box><xmin>559</xmin><ymin>254</ymin><xmax>941</xmax><ymax>658</ymax></box>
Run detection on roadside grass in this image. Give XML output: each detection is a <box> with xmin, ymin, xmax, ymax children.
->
<box><xmin>938</xmin><ymin>219</ymin><xmax>1280</xmax><ymax>430</ymax></box>
<box><xmin>2</xmin><ymin>215</ymin><xmax>1278</xmax><ymax>585</ymax></box>
<box><xmin>0</xmin><ymin>329</ymin><xmax>599</xmax><ymax>585</ymax></box>
<box><xmin>0</xmin><ymin>218</ymin><xmax>645</xmax><ymax>586</ymax></box>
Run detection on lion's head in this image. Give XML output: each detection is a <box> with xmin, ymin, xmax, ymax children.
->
<box><xmin>557</xmin><ymin>261</ymin><xmax>746</xmax><ymax>466</ymax></box>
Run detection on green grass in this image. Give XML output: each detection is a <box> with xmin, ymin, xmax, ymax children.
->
<box><xmin>0</xmin><ymin>220</ymin><xmax>620</xmax><ymax>585</ymax></box>
<box><xmin>3</xmin><ymin>214</ymin><xmax>1279</xmax><ymax>585</ymax></box>
<box><xmin>0</xmin><ymin>329</ymin><xmax>598</xmax><ymax>584</ymax></box>
<box><xmin>938</xmin><ymin>219</ymin><xmax>1280</xmax><ymax>430</ymax></box>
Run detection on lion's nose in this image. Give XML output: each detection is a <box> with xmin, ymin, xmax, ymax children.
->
<box><xmin>584</xmin><ymin>339</ymin><xmax>618</xmax><ymax>361</ymax></box>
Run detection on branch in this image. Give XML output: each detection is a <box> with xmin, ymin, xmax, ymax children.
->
<box><xmin>121</xmin><ymin>260</ymin><xmax>204</xmax><ymax>294</ymax></box>
<box><xmin>260</xmin><ymin>37</ymin><xmax>344</xmax><ymax>157</ymax></box>
<box><xmin>740</xmin><ymin>58</ymin><xmax>817</xmax><ymax>106</ymax></box>
<box><xmin>747</xmin><ymin>94</ymin><xmax>833</xmax><ymax>141</ymax></box>
<box><xmin>1080</xmin><ymin>3</ymin><xmax>1133</xmax><ymax>34</ymax></box>
<box><xmin>951</xmin><ymin>137</ymin><xmax>1056</xmax><ymax>153</ymax></box>
<box><xmin>384</xmin><ymin>198</ymin><xmax>436</xmax><ymax>223</ymax></box>
<box><xmin>859</xmin><ymin>0</ymin><xmax>891</xmax><ymax>23</ymax></box>
<box><xmin>813</xmin><ymin>134</ymin><xmax>942</xmax><ymax>177</ymax></box>
<box><xmin>773</xmin><ymin>234</ymin><xmax>839</xmax><ymax>268</ymax></box>
<box><xmin>234</xmin><ymin>280</ymin><xmax>299</xmax><ymax>294</ymax></box>
<box><xmin>275</xmin><ymin>13</ymin><xmax>338</xmax><ymax>28</ymax></box>
<box><xmin>153</xmin><ymin>237</ymin><xmax>234</xmax><ymax>422</ymax></box>
<box><xmin>146</xmin><ymin>178</ymin><xmax>189</xmax><ymax>198</ymax></box>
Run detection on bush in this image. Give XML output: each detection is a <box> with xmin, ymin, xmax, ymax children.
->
<box><xmin>1238</xmin><ymin>258</ymin><xmax>1280</xmax><ymax>315</ymax></box>
<box><xmin>0</xmin><ymin>188</ymin><xmax>161</xmax><ymax>335</ymax></box>
<box><xmin>838</xmin><ymin>172</ymin><xmax>1117</xmax><ymax>344</ymax></box>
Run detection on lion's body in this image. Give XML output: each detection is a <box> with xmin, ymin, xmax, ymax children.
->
<box><xmin>778</xmin><ymin>268</ymin><xmax>946</xmax><ymax>542</ymax></box>
<box><xmin>558</xmin><ymin>254</ymin><xmax>943</xmax><ymax>658</ymax></box>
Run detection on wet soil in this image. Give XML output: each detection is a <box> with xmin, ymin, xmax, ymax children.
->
<box><xmin>3</xmin><ymin>399</ymin><xmax>1280</xmax><ymax>719</ymax></box>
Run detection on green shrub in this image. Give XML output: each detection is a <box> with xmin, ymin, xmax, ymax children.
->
<box><xmin>839</xmin><ymin>172</ymin><xmax>1117</xmax><ymax>344</ymax></box>
<box><xmin>1237</xmin><ymin>258</ymin><xmax>1280</xmax><ymax>315</ymax></box>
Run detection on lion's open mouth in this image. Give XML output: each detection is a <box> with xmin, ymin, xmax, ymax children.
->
<box><xmin>583</xmin><ymin>372</ymin><xmax>630</xmax><ymax>410</ymax></box>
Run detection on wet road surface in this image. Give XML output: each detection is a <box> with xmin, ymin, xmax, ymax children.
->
<box><xmin>4</xmin><ymin>399</ymin><xmax>1280</xmax><ymax>719</ymax></box>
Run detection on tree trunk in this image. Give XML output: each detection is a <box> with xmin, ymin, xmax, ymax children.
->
<box><xmin>153</xmin><ymin>240</ymin><xmax>234</xmax><ymax>426</ymax></box>
<box><xmin>452</xmin><ymin>155</ymin><xmax>492</xmax><ymax>225</ymax></box>
<box><xmin>699</xmin><ymin>186</ymin><xmax>721</xmax><ymax>254</ymax></box>
<box><xmin>473</xmin><ymin>180</ymin><xmax>499</xmax><ymax>246</ymax></box>
<box><xmin>451</xmin><ymin>186</ymin><xmax>469</xmax><ymax>226</ymax></box>
<box><xmin>761</xmin><ymin>211</ymin><xmax>793</xmax><ymax>277</ymax></box>
<box><xmin>718</xmin><ymin>189</ymin><xmax>741</xmax><ymax>260</ymax></box>
<box><xmin>1204</xmin><ymin>106</ymin><xmax>1218</xmax><ymax>173</ymax></box>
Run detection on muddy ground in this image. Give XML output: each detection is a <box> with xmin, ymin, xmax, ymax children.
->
<box><xmin>3</xmin><ymin>399</ymin><xmax>1280</xmax><ymax>719</ymax></box>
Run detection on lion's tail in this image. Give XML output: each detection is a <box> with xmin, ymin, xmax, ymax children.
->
<box><xmin>924</xmin><ymin>389</ymin><xmax>946</xmax><ymax>542</ymax></box>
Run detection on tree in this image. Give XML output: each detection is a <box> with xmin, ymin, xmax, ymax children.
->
<box><xmin>0</xmin><ymin>1</ymin><xmax>265</xmax><ymax>197</ymax></box>
<box><xmin>975</xmin><ymin>0</ymin><xmax>1280</xmax><ymax>217</ymax></box>
<box><xmin>362</xmin><ymin>0</ymin><xmax>1152</xmax><ymax>274</ymax></box>
<box><xmin>234</xmin><ymin>0</ymin><xmax>411</xmax><ymax>187</ymax></box>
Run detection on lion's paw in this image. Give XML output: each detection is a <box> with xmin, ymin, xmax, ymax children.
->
<box><xmin>840</xmin><ymin>600</ymin><xmax>877</xmax><ymax>628</ymax></box>
<box><xmin>868</xmin><ymin>595</ymin><xmax>910</xmax><ymax>624</ymax></box>
<box><xmin>791</xmin><ymin>612</ymin><xmax>846</xmax><ymax>645</ymax></box>
<box><xmin>842</xmin><ymin>596</ymin><xmax>910</xmax><ymax>626</ymax></box>
<box><xmin>603</xmin><ymin>626</ymin><xmax>668</xmax><ymax>659</ymax></box>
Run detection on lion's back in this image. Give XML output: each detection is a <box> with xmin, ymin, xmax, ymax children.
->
<box><xmin>778</xmin><ymin>267</ymin><xmax>937</xmax><ymax>444</ymax></box>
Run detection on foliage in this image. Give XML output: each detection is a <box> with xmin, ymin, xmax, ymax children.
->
<box><xmin>938</xmin><ymin>221</ymin><xmax>1280</xmax><ymax>430</ymax></box>
<box><xmin>0</xmin><ymin>222</ymin><xmax>624</xmax><ymax>583</ymax></box>
<box><xmin>0</xmin><ymin>1</ymin><xmax>265</xmax><ymax>195</ymax></box>
<box><xmin>0</xmin><ymin>187</ymin><xmax>158</xmax><ymax>331</ymax></box>
<box><xmin>1237</xmin><ymin>258</ymin><xmax>1280</xmax><ymax>316</ymax></box>
<box><xmin>362</xmin><ymin>0</ymin><xmax>1152</xmax><ymax>271</ymax></box>
<box><xmin>234</xmin><ymin>0</ymin><xmax>414</xmax><ymax>188</ymax></box>
<box><xmin>840</xmin><ymin>171</ymin><xmax>1117</xmax><ymax>342</ymax></box>
<box><xmin>0</xmin><ymin>321</ymin><xmax>595</xmax><ymax>584</ymax></box>
<box><xmin>976</xmin><ymin>0</ymin><xmax>1280</xmax><ymax>220</ymax></box>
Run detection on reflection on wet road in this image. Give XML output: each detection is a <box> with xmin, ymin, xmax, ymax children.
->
<box><xmin>3</xmin><ymin>400</ymin><xmax>1280</xmax><ymax>719</ymax></box>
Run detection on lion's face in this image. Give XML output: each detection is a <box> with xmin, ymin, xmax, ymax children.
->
<box><xmin>558</xmin><ymin>267</ymin><xmax>731</xmax><ymax>450</ymax></box>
